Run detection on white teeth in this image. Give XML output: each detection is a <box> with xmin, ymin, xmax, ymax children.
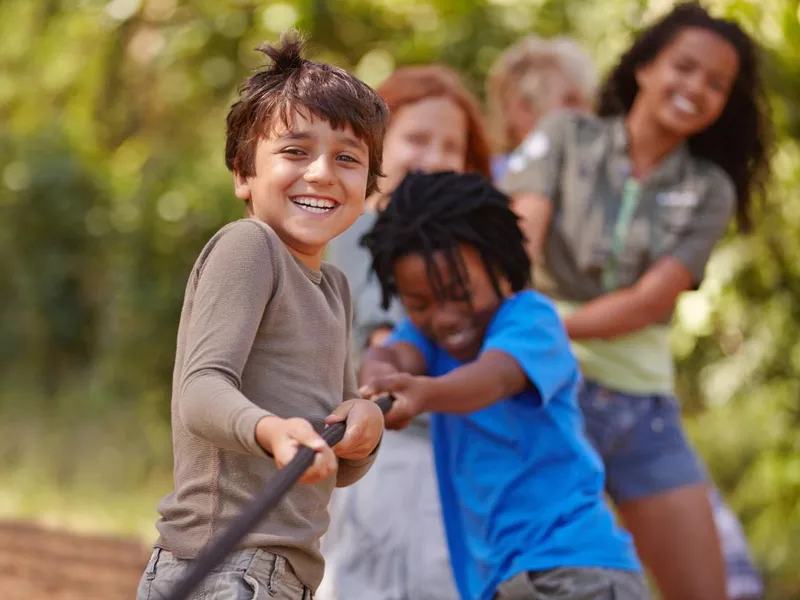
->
<box><xmin>444</xmin><ymin>331</ymin><xmax>470</xmax><ymax>346</ymax></box>
<box><xmin>292</xmin><ymin>196</ymin><xmax>337</xmax><ymax>209</ymax></box>
<box><xmin>673</xmin><ymin>95</ymin><xmax>697</xmax><ymax>115</ymax></box>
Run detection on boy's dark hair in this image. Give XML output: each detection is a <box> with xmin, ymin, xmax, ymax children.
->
<box><xmin>597</xmin><ymin>2</ymin><xmax>773</xmax><ymax>231</ymax></box>
<box><xmin>361</xmin><ymin>171</ymin><xmax>531</xmax><ymax>310</ymax></box>
<box><xmin>225</xmin><ymin>31</ymin><xmax>389</xmax><ymax>197</ymax></box>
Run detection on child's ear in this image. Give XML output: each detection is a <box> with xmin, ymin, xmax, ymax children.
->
<box><xmin>233</xmin><ymin>170</ymin><xmax>251</xmax><ymax>201</ymax></box>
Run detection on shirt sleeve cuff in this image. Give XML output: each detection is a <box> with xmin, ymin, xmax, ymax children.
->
<box><xmin>335</xmin><ymin>435</ymin><xmax>382</xmax><ymax>487</ymax></box>
<box><xmin>238</xmin><ymin>406</ymin><xmax>277</xmax><ymax>459</ymax></box>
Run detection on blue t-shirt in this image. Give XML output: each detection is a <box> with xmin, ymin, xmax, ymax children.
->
<box><xmin>387</xmin><ymin>291</ymin><xmax>641</xmax><ymax>600</ymax></box>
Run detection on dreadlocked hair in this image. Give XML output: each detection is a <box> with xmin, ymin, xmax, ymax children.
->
<box><xmin>597</xmin><ymin>2</ymin><xmax>773</xmax><ymax>232</ymax></box>
<box><xmin>360</xmin><ymin>171</ymin><xmax>531</xmax><ymax>311</ymax></box>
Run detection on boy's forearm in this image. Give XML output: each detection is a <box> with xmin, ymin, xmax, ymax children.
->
<box><xmin>421</xmin><ymin>351</ymin><xmax>528</xmax><ymax>414</ymax></box>
<box><xmin>180</xmin><ymin>370</ymin><xmax>273</xmax><ymax>458</ymax></box>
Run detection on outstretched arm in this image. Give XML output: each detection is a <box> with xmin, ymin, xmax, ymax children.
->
<box><xmin>563</xmin><ymin>256</ymin><xmax>693</xmax><ymax>341</ymax></box>
<box><xmin>361</xmin><ymin>297</ymin><xmax>573</xmax><ymax>429</ymax></box>
<box><xmin>359</xmin><ymin>340</ymin><xmax>429</xmax><ymax>384</ymax></box>
<box><xmin>360</xmin><ymin>350</ymin><xmax>528</xmax><ymax>429</ymax></box>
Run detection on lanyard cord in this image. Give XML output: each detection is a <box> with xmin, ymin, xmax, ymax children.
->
<box><xmin>602</xmin><ymin>177</ymin><xmax>641</xmax><ymax>291</ymax></box>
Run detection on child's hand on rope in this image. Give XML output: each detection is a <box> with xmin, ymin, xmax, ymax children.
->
<box><xmin>325</xmin><ymin>399</ymin><xmax>384</xmax><ymax>461</ymax></box>
<box><xmin>255</xmin><ymin>416</ymin><xmax>337</xmax><ymax>484</ymax></box>
<box><xmin>359</xmin><ymin>374</ymin><xmax>434</xmax><ymax>430</ymax></box>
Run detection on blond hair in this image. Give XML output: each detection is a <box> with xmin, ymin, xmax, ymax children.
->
<box><xmin>488</xmin><ymin>36</ymin><xmax>598</xmax><ymax>153</ymax></box>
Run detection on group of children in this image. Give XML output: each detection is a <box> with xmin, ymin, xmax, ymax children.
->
<box><xmin>138</xmin><ymin>4</ymin><xmax>772</xmax><ymax>600</ymax></box>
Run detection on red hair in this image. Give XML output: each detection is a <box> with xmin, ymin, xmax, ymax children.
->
<box><xmin>377</xmin><ymin>65</ymin><xmax>492</xmax><ymax>179</ymax></box>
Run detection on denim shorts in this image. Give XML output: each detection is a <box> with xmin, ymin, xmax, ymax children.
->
<box><xmin>137</xmin><ymin>547</ymin><xmax>314</xmax><ymax>600</ymax></box>
<box><xmin>579</xmin><ymin>380</ymin><xmax>763</xmax><ymax>600</ymax></box>
<box><xmin>578</xmin><ymin>380</ymin><xmax>707</xmax><ymax>501</ymax></box>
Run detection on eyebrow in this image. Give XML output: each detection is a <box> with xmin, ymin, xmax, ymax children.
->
<box><xmin>275</xmin><ymin>130</ymin><xmax>366</xmax><ymax>151</ymax></box>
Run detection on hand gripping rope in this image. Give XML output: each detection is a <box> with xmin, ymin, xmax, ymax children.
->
<box><xmin>164</xmin><ymin>394</ymin><xmax>396</xmax><ymax>600</ymax></box>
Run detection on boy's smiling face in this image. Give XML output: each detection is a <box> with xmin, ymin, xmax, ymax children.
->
<box><xmin>394</xmin><ymin>244</ymin><xmax>509</xmax><ymax>362</ymax></box>
<box><xmin>234</xmin><ymin>110</ymin><xmax>369</xmax><ymax>268</ymax></box>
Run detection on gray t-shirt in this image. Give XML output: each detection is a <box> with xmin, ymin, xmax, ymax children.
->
<box><xmin>155</xmin><ymin>219</ymin><xmax>376</xmax><ymax>591</ymax></box>
<box><xmin>500</xmin><ymin>111</ymin><xmax>735</xmax><ymax>302</ymax></box>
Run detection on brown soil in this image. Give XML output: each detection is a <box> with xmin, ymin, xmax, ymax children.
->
<box><xmin>0</xmin><ymin>521</ymin><xmax>150</xmax><ymax>600</ymax></box>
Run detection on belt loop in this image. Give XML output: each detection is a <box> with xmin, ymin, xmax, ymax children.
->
<box><xmin>145</xmin><ymin>547</ymin><xmax>162</xmax><ymax>580</ymax></box>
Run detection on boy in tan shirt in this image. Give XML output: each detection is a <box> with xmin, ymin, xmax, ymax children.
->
<box><xmin>137</xmin><ymin>32</ymin><xmax>389</xmax><ymax>600</ymax></box>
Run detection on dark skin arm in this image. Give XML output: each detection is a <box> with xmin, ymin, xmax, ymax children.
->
<box><xmin>564</xmin><ymin>257</ymin><xmax>693</xmax><ymax>340</ymax></box>
<box><xmin>358</xmin><ymin>341</ymin><xmax>427</xmax><ymax>385</ymax></box>
<box><xmin>359</xmin><ymin>348</ymin><xmax>528</xmax><ymax>430</ymax></box>
<box><xmin>513</xmin><ymin>192</ymin><xmax>694</xmax><ymax>341</ymax></box>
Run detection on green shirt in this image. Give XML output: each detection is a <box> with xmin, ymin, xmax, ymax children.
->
<box><xmin>500</xmin><ymin>112</ymin><xmax>735</xmax><ymax>395</ymax></box>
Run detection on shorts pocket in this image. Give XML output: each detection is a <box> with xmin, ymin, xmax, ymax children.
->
<box><xmin>243</xmin><ymin>552</ymin><xmax>307</xmax><ymax>599</ymax></box>
<box><xmin>200</xmin><ymin>566</ymin><xmax>265</xmax><ymax>600</ymax></box>
<box><xmin>242</xmin><ymin>571</ymin><xmax>266</xmax><ymax>600</ymax></box>
<box><xmin>241</xmin><ymin>549</ymin><xmax>271</xmax><ymax>599</ymax></box>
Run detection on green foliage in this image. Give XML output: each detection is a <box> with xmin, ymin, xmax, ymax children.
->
<box><xmin>1</xmin><ymin>0</ymin><xmax>800</xmax><ymax>596</ymax></box>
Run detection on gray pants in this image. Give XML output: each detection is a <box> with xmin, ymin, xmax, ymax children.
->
<box><xmin>495</xmin><ymin>568</ymin><xmax>650</xmax><ymax>600</ymax></box>
<box><xmin>323</xmin><ymin>428</ymin><xmax>459</xmax><ymax>600</ymax></box>
<box><xmin>137</xmin><ymin>547</ymin><xmax>313</xmax><ymax>600</ymax></box>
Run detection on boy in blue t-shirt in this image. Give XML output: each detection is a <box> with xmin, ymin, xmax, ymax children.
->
<box><xmin>358</xmin><ymin>171</ymin><xmax>648</xmax><ymax>600</ymax></box>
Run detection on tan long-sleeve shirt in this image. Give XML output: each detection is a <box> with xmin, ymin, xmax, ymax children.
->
<box><xmin>155</xmin><ymin>218</ymin><xmax>374</xmax><ymax>590</ymax></box>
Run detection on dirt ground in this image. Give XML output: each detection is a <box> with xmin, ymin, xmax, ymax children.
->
<box><xmin>0</xmin><ymin>520</ymin><xmax>150</xmax><ymax>600</ymax></box>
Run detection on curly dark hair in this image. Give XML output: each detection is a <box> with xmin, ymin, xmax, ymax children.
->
<box><xmin>225</xmin><ymin>31</ymin><xmax>389</xmax><ymax>197</ymax></box>
<box><xmin>361</xmin><ymin>171</ymin><xmax>530</xmax><ymax>310</ymax></box>
<box><xmin>597</xmin><ymin>2</ymin><xmax>773</xmax><ymax>231</ymax></box>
